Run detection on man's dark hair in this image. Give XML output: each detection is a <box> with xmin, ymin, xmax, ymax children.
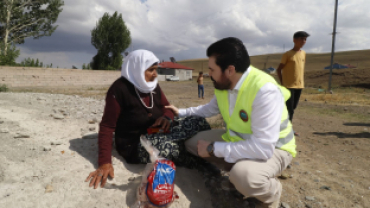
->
<box><xmin>206</xmin><ymin>37</ymin><xmax>250</xmax><ymax>73</ymax></box>
<box><xmin>294</xmin><ymin>31</ymin><xmax>310</xmax><ymax>39</ymax></box>
<box><xmin>199</xmin><ymin>71</ymin><xmax>203</xmax><ymax>75</ymax></box>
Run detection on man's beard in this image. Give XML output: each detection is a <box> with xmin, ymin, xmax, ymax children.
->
<box><xmin>211</xmin><ymin>74</ymin><xmax>231</xmax><ymax>90</ymax></box>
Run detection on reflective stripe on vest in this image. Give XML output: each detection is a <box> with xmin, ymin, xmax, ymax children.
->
<box><xmin>229</xmin><ymin>117</ymin><xmax>294</xmax><ymax>147</ymax></box>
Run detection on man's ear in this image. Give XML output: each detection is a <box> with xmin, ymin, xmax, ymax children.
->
<box><xmin>226</xmin><ymin>65</ymin><xmax>236</xmax><ymax>77</ymax></box>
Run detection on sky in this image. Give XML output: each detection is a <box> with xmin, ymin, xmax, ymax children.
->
<box><xmin>16</xmin><ymin>0</ymin><xmax>370</xmax><ymax>69</ymax></box>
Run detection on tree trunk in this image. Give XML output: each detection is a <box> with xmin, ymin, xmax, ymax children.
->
<box><xmin>4</xmin><ymin>0</ymin><xmax>13</xmax><ymax>56</ymax></box>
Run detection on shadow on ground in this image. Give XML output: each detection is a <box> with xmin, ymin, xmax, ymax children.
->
<box><xmin>313</xmin><ymin>131</ymin><xmax>370</xmax><ymax>138</ymax></box>
<box><xmin>343</xmin><ymin>122</ymin><xmax>370</xmax><ymax>127</ymax></box>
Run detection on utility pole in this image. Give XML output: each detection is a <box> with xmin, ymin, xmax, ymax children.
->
<box><xmin>328</xmin><ymin>0</ymin><xmax>339</xmax><ymax>92</ymax></box>
<box><xmin>263</xmin><ymin>56</ymin><xmax>269</xmax><ymax>71</ymax></box>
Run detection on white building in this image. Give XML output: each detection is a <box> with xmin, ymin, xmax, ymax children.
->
<box><xmin>157</xmin><ymin>62</ymin><xmax>193</xmax><ymax>81</ymax></box>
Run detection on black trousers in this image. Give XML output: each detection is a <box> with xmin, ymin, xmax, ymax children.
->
<box><xmin>286</xmin><ymin>88</ymin><xmax>302</xmax><ymax>122</ymax></box>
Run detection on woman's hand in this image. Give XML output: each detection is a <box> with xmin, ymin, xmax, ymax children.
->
<box><xmin>151</xmin><ymin>116</ymin><xmax>172</xmax><ymax>132</ymax></box>
<box><xmin>85</xmin><ymin>163</ymin><xmax>114</xmax><ymax>189</ymax></box>
<box><xmin>165</xmin><ymin>105</ymin><xmax>179</xmax><ymax>117</ymax></box>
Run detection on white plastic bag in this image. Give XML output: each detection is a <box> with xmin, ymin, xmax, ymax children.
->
<box><xmin>133</xmin><ymin>136</ymin><xmax>179</xmax><ymax>208</ymax></box>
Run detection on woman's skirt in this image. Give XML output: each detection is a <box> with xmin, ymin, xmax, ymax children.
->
<box><xmin>137</xmin><ymin>116</ymin><xmax>211</xmax><ymax>168</ymax></box>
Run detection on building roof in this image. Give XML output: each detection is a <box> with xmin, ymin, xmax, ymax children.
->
<box><xmin>159</xmin><ymin>62</ymin><xmax>194</xmax><ymax>70</ymax></box>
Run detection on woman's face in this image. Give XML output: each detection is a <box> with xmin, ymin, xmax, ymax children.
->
<box><xmin>145</xmin><ymin>64</ymin><xmax>158</xmax><ymax>82</ymax></box>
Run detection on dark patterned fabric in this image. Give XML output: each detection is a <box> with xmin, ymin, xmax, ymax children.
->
<box><xmin>137</xmin><ymin>116</ymin><xmax>211</xmax><ymax>168</ymax></box>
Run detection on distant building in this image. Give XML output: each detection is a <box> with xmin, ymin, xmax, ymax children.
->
<box><xmin>158</xmin><ymin>62</ymin><xmax>193</xmax><ymax>81</ymax></box>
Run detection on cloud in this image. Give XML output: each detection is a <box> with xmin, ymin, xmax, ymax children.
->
<box><xmin>15</xmin><ymin>0</ymin><xmax>370</xmax><ymax>68</ymax></box>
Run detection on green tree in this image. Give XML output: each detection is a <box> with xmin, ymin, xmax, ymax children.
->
<box><xmin>40</xmin><ymin>62</ymin><xmax>43</xmax><ymax>67</ymax></box>
<box><xmin>0</xmin><ymin>43</ymin><xmax>20</xmax><ymax>65</ymax></box>
<box><xmin>35</xmin><ymin>58</ymin><xmax>39</xmax><ymax>67</ymax></box>
<box><xmin>30</xmin><ymin>59</ymin><xmax>35</xmax><ymax>67</ymax></box>
<box><xmin>82</xmin><ymin>63</ymin><xmax>86</xmax><ymax>69</ymax></box>
<box><xmin>0</xmin><ymin>0</ymin><xmax>64</xmax><ymax>55</ymax></box>
<box><xmin>90</xmin><ymin>11</ymin><xmax>131</xmax><ymax>70</ymax></box>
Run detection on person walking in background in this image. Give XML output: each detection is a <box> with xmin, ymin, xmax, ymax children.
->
<box><xmin>277</xmin><ymin>31</ymin><xmax>310</xmax><ymax>136</ymax></box>
<box><xmin>197</xmin><ymin>71</ymin><xmax>204</xmax><ymax>99</ymax></box>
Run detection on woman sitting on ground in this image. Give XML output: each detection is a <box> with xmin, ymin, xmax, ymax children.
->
<box><xmin>85</xmin><ymin>50</ymin><xmax>210</xmax><ymax>189</ymax></box>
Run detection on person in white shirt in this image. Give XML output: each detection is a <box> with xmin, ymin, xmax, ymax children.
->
<box><xmin>166</xmin><ymin>37</ymin><xmax>296</xmax><ymax>208</ymax></box>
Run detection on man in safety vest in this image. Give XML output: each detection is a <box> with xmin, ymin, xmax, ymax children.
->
<box><xmin>166</xmin><ymin>37</ymin><xmax>296</xmax><ymax>208</ymax></box>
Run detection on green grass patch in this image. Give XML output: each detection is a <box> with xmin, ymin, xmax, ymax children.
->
<box><xmin>300</xmin><ymin>105</ymin><xmax>370</xmax><ymax>122</ymax></box>
<box><xmin>0</xmin><ymin>84</ymin><xmax>8</xmax><ymax>92</ymax></box>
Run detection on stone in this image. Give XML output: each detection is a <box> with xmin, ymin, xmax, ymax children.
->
<box><xmin>314</xmin><ymin>179</ymin><xmax>320</xmax><ymax>182</ymax></box>
<box><xmin>82</xmin><ymin>132</ymin><xmax>97</xmax><ymax>139</ymax></box>
<box><xmin>89</xmin><ymin>127</ymin><xmax>96</xmax><ymax>131</ymax></box>
<box><xmin>45</xmin><ymin>184</ymin><xmax>53</xmax><ymax>193</ymax></box>
<box><xmin>14</xmin><ymin>134</ymin><xmax>30</xmax><ymax>138</ymax></box>
<box><xmin>294</xmin><ymin>162</ymin><xmax>300</xmax><ymax>166</ymax></box>
<box><xmin>0</xmin><ymin>128</ymin><xmax>9</xmax><ymax>133</ymax></box>
<box><xmin>279</xmin><ymin>173</ymin><xmax>289</xmax><ymax>180</ymax></box>
<box><xmin>51</xmin><ymin>141</ymin><xmax>62</xmax><ymax>145</ymax></box>
<box><xmin>88</xmin><ymin>118</ymin><xmax>98</xmax><ymax>124</ymax></box>
<box><xmin>52</xmin><ymin>114</ymin><xmax>64</xmax><ymax>120</ymax></box>
<box><xmin>0</xmin><ymin>120</ymin><xmax>3</xmax><ymax>124</ymax></box>
<box><xmin>320</xmin><ymin>186</ymin><xmax>331</xmax><ymax>190</ymax></box>
<box><xmin>281</xmin><ymin>202</ymin><xmax>291</xmax><ymax>208</ymax></box>
<box><xmin>305</xmin><ymin>196</ymin><xmax>315</xmax><ymax>201</ymax></box>
<box><xmin>43</xmin><ymin>146</ymin><xmax>51</xmax><ymax>151</ymax></box>
<box><xmin>128</xmin><ymin>177</ymin><xmax>136</xmax><ymax>182</ymax></box>
<box><xmin>305</xmin><ymin>203</ymin><xmax>312</xmax><ymax>208</ymax></box>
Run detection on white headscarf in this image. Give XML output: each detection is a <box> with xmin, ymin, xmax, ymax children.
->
<box><xmin>121</xmin><ymin>49</ymin><xmax>160</xmax><ymax>93</ymax></box>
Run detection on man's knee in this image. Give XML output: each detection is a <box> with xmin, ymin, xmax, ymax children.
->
<box><xmin>229</xmin><ymin>163</ymin><xmax>269</xmax><ymax>194</ymax></box>
<box><xmin>185</xmin><ymin>137</ymin><xmax>198</xmax><ymax>156</ymax></box>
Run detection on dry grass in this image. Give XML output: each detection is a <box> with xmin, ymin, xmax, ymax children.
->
<box><xmin>301</xmin><ymin>92</ymin><xmax>370</xmax><ymax>106</ymax></box>
<box><xmin>179</xmin><ymin>49</ymin><xmax>370</xmax><ymax>74</ymax></box>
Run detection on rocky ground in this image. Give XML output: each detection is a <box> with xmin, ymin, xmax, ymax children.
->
<box><xmin>1</xmin><ymin>79</ymin><xmax>370</xmax><ymax>208</ymax></box>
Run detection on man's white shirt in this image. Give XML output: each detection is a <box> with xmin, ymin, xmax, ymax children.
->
<box><xmin>178</xmin><ymin>67</ymin><xmax>285</xmax><ymax>163</ymax></box>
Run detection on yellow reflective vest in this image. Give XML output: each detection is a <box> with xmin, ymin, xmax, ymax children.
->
<box><xmin>214</xmin><ymin>66</ymin><xmax>297</xmax><ymax>157</ymax></box>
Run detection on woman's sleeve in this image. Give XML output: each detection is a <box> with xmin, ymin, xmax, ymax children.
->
<box><xmin>98</xmin><ymin>90</ymin><xmax>121</xmax><ymax>166</ymax></box>
<box><xmin>159</xmin><ymin>88</ymin><xmax>174</xmax><ymax>121</ymax></box>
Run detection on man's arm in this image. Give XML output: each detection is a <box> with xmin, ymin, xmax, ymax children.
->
<box><xmin>213</xmin><ymin>83</ymin><xmax>283</xmax><ymax>163</ymax></box>
<box><xmin>178</xmin><ymin>96</ymin><xmax>220</xmax><ymax>118</ymax></box>
<box><xmin>276</xmin><ymin>63</ymin><xmax>285</xmax><ymax>85</ymax></box>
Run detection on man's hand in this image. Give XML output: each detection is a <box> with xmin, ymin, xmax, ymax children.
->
<box><xmin>197</xmin><ymin>140</ymin><xmax>211</xmax><ymax>158</ymax></box>
<box><xmin>165</xmin><ymin>105</ymin><xmax>179</xmax><ymax>117</ymax></box>
<box><xmin>151</xmin><ymin>116</ymin><xmax>171</xmax><ymax>132</ymax></box>
<box><xmin>85</xmin><ymin>163</ymin><xmax>114</xmax><ymax>189</ymax></box>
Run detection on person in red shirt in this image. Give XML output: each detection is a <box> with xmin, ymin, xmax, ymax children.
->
<box><xmin>85</xmin><ymin>50</ymin><xmax>210</xmax><ymax>189</ymax></box>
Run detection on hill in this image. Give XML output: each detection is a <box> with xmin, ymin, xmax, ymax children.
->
<box><xmin>178</xmin><ymin>49</ymin><xmax>370</xmax><ymax>73</ymax></box>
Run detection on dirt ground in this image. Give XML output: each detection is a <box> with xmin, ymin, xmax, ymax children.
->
<box><xmin>2</xmin><ymin>78</ymin><xmax>370</xmax><ymax>208</ymax></box>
